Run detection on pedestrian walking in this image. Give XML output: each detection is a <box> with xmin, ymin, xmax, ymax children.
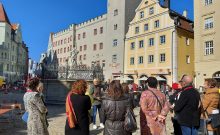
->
<box><xmin>89</xmin><ymin>78</ymin><xmax>104</xmax><ymax>129</ymax></box>
<box><xmin>101</xmin><ymin>80</ymin><xmax>133</xmax><ymax>135</ymax></box>
<box><xmin>140</xmin><ymin>77</ymin><xmax>170</xmax><ymax>135</ymax></box>
<box><xmin>65</xmin><ymin>80</ymin><xmax>91</xmax><ymax>135</ymax></box>
<box><xmin>174</xmin><ymin>75</ymin><xmax>201</xmax><ymax>135</ymax></box>
<box><xmin>23</xmin><ymin>77</ymin><xmax>49</xmax><ymax>135</ymax></box>
<box><xmin>122</xmin><ymin>83</ymin><xmax>135</xmax><ymax>109</ymax></box>
<box><xmin>201</xmin><ymin>78</ymin><xmax>220</xmax><ymax>135</ymax></box>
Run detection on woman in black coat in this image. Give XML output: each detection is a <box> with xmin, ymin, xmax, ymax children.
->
<box><xmin>65</xmin><ymin>80</ymin><xmax>91</xmax><ymax>135</ymax></box>
<box><xmin>101</xmin><ymin>81</ymin><xmax>132</xmax><ymax>135</ymax></box>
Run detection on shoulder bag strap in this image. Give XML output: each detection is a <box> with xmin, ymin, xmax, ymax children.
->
<box><xmin>200</xmin><ymin>98</ymin><xmax>210</xmax><ymax>118</ymax></box>
<box><xmin>148</xmin><ymin>89</ymin><xmax>163</xmax><ymax>112</ymax></box>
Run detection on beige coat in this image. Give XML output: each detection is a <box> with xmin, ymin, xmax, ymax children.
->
<box><xmin>201</xmin><ymin>87</ymin><xmax>220</xmax><ymax>131</ymax></box>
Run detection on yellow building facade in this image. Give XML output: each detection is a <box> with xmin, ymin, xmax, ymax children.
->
<box><xmin>124</xmin><ymin>0</ymin><xmax>194</xmax><ymax>85</ymax></box>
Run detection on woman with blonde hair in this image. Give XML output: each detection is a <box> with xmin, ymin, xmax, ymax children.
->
<box><xmin>65</xmin><ymin>80</ymin><xmax>91</xmax><ymax>135</ymax></box>
<box><xmin>201</xmin><ymin>78</ymin><xmax>220</xmax><ymax>135</ymax></box>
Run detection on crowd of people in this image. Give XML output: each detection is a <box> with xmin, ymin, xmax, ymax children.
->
<box><xmin>22</xmin><ymin>75</ymin><xmax>220</xmax><ymax>135</ymax></box>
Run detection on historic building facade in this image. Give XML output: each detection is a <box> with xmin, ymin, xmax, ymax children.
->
<box><xmin>47</xmin><ymin>0</ymin><xmax>141</xmax><ymax>81</ymax></box>
<box><xmin>194</xmin><ymin>0</ymin><xmax>220</xmax><ymax>87</ymax></box>
<box><xmin>124</xmin><ymin>0</ymin><xmax>194</xmax><ymax>85</ymax></box>
<box><xmin>0</xmin><ymin>3</ymin><xmax>28</xmax><ymax>83</ymax></box>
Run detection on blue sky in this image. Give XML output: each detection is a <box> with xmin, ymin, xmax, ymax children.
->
<box><xmin>1</xmin><ymin>0</ymin><xmax>193</xmax><ymax>61</ymax></box>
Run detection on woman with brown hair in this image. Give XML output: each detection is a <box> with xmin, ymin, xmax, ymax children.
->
<box><xmin>23</xmin><ymin>77</ymin><xmax>49</xmax><ymax>135</ymax></box>
<box><xmin>101</xmin><ymin>80</ymin><xmax>132</xmax><ymax>135</ymax></box>
<box><xmin>65</xmin><ymin>80</ymin><xmax>91</xmax><ymax>135</ymax></box>
<box><xmin>201</xmin><ymin>78</ymin><xmax>220</xmax><ymax>135</ymax></box>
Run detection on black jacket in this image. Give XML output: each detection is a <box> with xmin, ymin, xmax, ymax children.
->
<box><xmin>101</xmin><ymin>95</ymin><xmax>131</xmax><ymax>135</ymax></box>
<box><xmin>174</xmin><ymin>85</ymin><xmax>201</xmax><ymax>127</ymax></box>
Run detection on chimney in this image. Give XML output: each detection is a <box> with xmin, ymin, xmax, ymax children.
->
<box><xmin>183</xmin><ymin>10</ymin><xmax>188</xmax><ymax>18</ymax></box>
<box><xmin>163</xmin><ymin>0</ymin><xmax>170</xmax><ymax>9</ymax></box>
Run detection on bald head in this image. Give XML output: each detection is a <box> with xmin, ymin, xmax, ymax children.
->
<box><xmin>182</xmin><ymin>75</ymin><xmax>193</xmax><ymax>86</ymax></box>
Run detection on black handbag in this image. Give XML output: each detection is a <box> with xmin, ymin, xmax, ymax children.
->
<box><xmin>210</xmin><ymin>113</ymin><xmax>220</xmax><ymax>128</ymax></box>
<box><xmin>124</xmin><ymin>107</ymin><xmax>137</xmax><ymax>132</ymax></box>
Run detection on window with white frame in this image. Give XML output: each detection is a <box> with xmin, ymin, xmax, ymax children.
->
<box><xmin>130</xmin><ymin>57</ymin><xmax>134</xmax><ymax>65</ymax></box>
<box><xmin>186</xmin><ymin>55</ymin><xmax>190</xmax><ymax>64</ymax></box>
<box><xmin>131</xmin><ymin>42</ymin><xmax>135</xmax><ymax>50</ymax></box>
<box><xmin>205</xmin><ymin>0</ymin><xmax>212</xmax><ymax>5</ymax></box>
<box><xmin>205</xmin><ymin>41</ymin><xmax>214</xmax><ymax>55</ymax></box>
<box><xmin>205</xmin><ymin>17</ymin><xmax>213</xmax><ymax>29</ymax></box>
<box><xmin>155</xmin><ymin>20</ymin><xmax>160</xmax><ymax>28</ymax></box>
<box><xmin>148</xmin><ymin>55</ymin><xmax>154</xmax><ymax>63</ymax></box>
<box><xmin>102</xmin><ymin>60</ymin><xmax>106</xmax><ymax>67</ymax></box>
<box><xmin>138</xmin><ymin>56</ymin><xmax>144</xmax><ymax>64</ymax></box>
<box><xmin>160</xmin><ymin>53</ymin><xmax>166</xmax><ymax>62</ymax></box>
<box><xmin>112</xmin><ymin>54</ymin><xmax>117</xmax><ymax>63</ymax></box>
<box><xmin>114</xmin><ymin>9</ymin><xmax>118</xmax><ymax>16</ymax></box>
<box><xmin>160</xmin><ymin>35</ymin><xmax>166</xmax><ymax>44</ymax></box>
<box><xmin>135</xmin><ymin>27</ymin><xmax>139</xmax><ymax>34</ymax></box>
<box><xmin>144</xmin><ymin>23</ymin><xmax>148</xmax><ymax>31</ymax></box>
<box><xmin>113</xmin><ymin>39</ymin><xmax>118</xmax><ymax>47</ymax></box>
<box><xmin>149</xmin><ymin>38</ymin><xmax>154</xmax><ymax>46</ymax></box>
<box><xmin>149</xmin><ymin>7</ymin><xmax>154</xmax><ymax>15</ymax></box>
<box><xmin>186</xmin><ymin>37</ymin><xmax>190</xmax><ymax>45</ymax></box>
<box><xmin>140</xmin><ymin>11</ymin><xmax>144</xmax><ymax>18</ymax></box>
<box><xmin>114</xmin><ymin>24</ymin><xmax>118</xmax><ymax>30</ymax></box>
<box><xmin>139</xmin><ymin>40</ymin><xmax>144</xmax><ymax>48</ymax></box>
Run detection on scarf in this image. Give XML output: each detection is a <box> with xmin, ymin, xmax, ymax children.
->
<box><xmin>66</xmin><ymin>93</ymin><xmax>77</xmax><ymax>128</ymax></box>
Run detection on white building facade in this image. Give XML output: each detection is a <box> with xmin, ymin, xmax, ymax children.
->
<box><xmin>47</xmin><ymin>0</ymin><xmax>141</xmax><ymax>81</ymax></box>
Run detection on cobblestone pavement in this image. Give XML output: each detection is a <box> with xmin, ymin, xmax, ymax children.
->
<box><xmin>0</xmin><ymin>91</ymin><xmax>173</xmax><ymax>135</ymax></box>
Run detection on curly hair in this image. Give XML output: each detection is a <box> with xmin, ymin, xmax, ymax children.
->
<box><xmin>70</xmin><ymin>80</ymin><xmax>87</xmax><ymax>95</ymax></box>
<box><xmin>27</xmin><ymin>77</ymin><xmax>40</xmax><ymax>91</ymax></box>
<box><xmin>205</xmin><ymin>78</ymin><xmax>217</xmax><ymax>88</ymax></box>
<box><xmin>107</xmin><ymin>80</ymin><xmax>124</xmax><ymax>99</ymax></box>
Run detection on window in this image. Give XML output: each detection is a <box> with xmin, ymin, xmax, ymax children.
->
<box><xmin>149</xmin><ymin>7</ymin><xmax>154</xmax><ymax>15</ymax></box>
<box><xmin>80</xmin><ymin>46</ymin><xmax>82</xmax><ymax>51</ymax></box>
<box><xmin>78</xmin><ymin>34</ymin><xmax>80</xmax><ymax>40</ymax></box>
<box><xmin>138</xmin><ymin>56</ymin><xmax>144</xmax><ymax>64</ymax></box>
<box><xmin>83</xmin><ymin>32</ymin><xmax>86</xmax><ymax>38</ymax></box>
<box><xmin>93</xmin><ymin>44</ymin><xmax>97</xmax><ymax>50</ymax></box>
<box><xmin>79</xmin><ymin>55</ymin><xmax>82</xmax><ymax>61</ymax></box>
<box><xmin>205</xmin><ymin>17</ymin><xmax>213</xmax><ymax>29</ymax></box>
<box><xmin>139</xmin><ymin>40</ymin><xmax>144</xmax><ymax>48</ymax></box>
<box><xmin>94</xmin><ymin>29</ymin><xmax>97</xmax><ymax>35</ymax></box>
<box><xmin>70</xmin><ymin>36</ymin><xmax>72</xmax><ymax>41</ymax></box>
<box><xmin>148</xmin><ymin>55</ymin><xmax>154</xmax><ymax>63</ymax></box>
<box><xmin>112</xmin><ymin>54</ymin><xmax>117</xmax><ymax>63</ymax></box>
<box><xmin>58</xmin><ymin>49</ymin><xmax>60</xmax><ymax>54</ymax></box>
<box><xmin>60</xmin><ymin>48</ymin><xmax>63</xmax><ymax>53</ymax></box>
<box><xmin>60</xmin><ymin>58</ymin><xmax>62</xmax><ymax>63</ymax></box>
<box><xmin>7</xmin><ymin>64</ymin><xmax>9</xmax><ymax>71</ymax></box>
<box><xmin>160</xmin><ymin>53</ymin><xmax>166</xmax><ymax>62</ymax></box>
<box><xmin>64</xmin><ymin>47</ymin><xmax>66</xmax><ymax>53</ymax></box>
<box><xmin>155</xmin><ymin>20</ymin><xmax>160</xmax><ymax>28</ymax></box>
<box><xmin>114</xmin><ymin>24</ymin><xmax>118</xmax><ymax>30</ymax></box>
<box><xmin>205</xmin><ymin>0</ymin><xmax>212</xmax><ymax>5</ymax></box>
<box><xmin>100</xmin><ymin>27</ymin><xmax>103</xmax><ymax>34</ymax></box>
<box><xmin>205</xmin><ymin>41</ymin><xmax>214</xmax><ymax>55</ymax></box>
<box><xmin>186</xmin><ymin>55</ymin><xmax>190</xmax><ymax>64</ymax></box>
<box><xmin>144</xmin><ymin>24</ymin><xmax>148</xmax><ymax>31</ymax></box>
<box><xmin>61</xmin><ymin>40</ymin><xmax>63</xmax><ymax>45</ymax></box>
<box><xmin>160</xmin><ymin>35</ymin><xmax>166</xmax><ymax>44</ymax></box>
<box><xmin>113</xmin><ymin>39</ymin><xmax>118</xmax><ymax>47</ymax></box>
<box><xmin>100</xmin><ymin>43</ymin><xmax>103</xmax><ymax>50</ymax></box>
<box><xmin>12</xmin><ymin>55</ymin><xmax>14</xmax><ymax>61</ymax></box>
<box><xmin>135</xmin><ymin>27</ymin><xmax>139</xmax><ymax>34</ymax></box>
<box><xmin>67</xmin><ymin>47</ymin><xmax>69</xmax><ymax>52</ymax></box>
<box><xmin>70</xmin><ymin>45</ymin><xmax>72</xmax><ymax>51</ymax></box>
<box><xmin>114</xmin><ymin>9</ymin><xmax>118</xmax><ymax>16</ymax></box>
<box><xmin>149</xmin><ymin>38</ymin><xmax>154</xmax><ymax>46</ymax></box>
<box><xmin>84</xmin><ymin>45</ymin><xmax>87</xmax><ymax>50</ymax></box>
<box><xmin>83</xmin><ymin>54</ymin><xmax>86</xmax><ymax>60</ymax></box>
<box><xmin>102</xmin><ymin>60</ymin><xmax>106</xmax><ymax>67</ymax></box>
<box><xmin>130</xmin><ymin>57</ymin><xmax>134</xmax><ymax>65</ymax></box>
<box><xmin>140</xmin><ymin>11</ymin><xmax>144</xmax><ymax>18</ymax></box>
<box><xmin>186</xmin><ymin>38</ymin><xmax>190</xmax><ymax>45</ymax></box>
<box><xmin>131</xmin><ymin>42</ymin><xmax>135</xmax><ymax>50</ymax></box>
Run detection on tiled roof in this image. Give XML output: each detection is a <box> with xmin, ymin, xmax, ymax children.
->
<box><xmin>11</xmin><ymin>24</ymin><xmax>18</xmax><ymax>30</ymax></box>
<box><xmin>0</xmin><ymin>3</ymin><xmax>11</xmax><ymax>25</ymax></box>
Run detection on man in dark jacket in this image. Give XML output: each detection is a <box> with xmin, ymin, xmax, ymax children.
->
<box><xmin>174</xmin><ymin>75</ymin><xmax>201</xmax><ymax>135</ymax></box>
<box><xmin>89</xmin><ymin>79</ymin><xmax>104</xmax><ymax>129</ymax></box>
